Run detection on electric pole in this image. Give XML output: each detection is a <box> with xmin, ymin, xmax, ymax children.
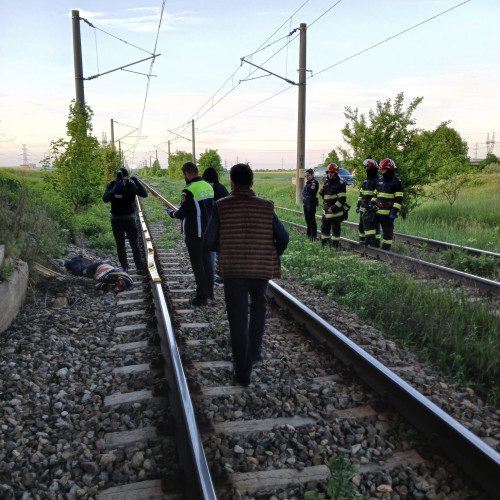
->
<box><xmin>295</xmin><ymin>23</ymin><xmax>307</xmax><ymax>204</ymax></box>
<box><xmin>110</xmin><ymin>119</ymin><xmax>115</xmax><ymax>148</ymax></box>
<box><xmin>72</xmin><ymin>10</ymin><xmax>85</xmax><ymax>110</ymax></box>
<box><xmin>192</xmin><ymin>119</ymin><xmax>196</xmax><ymax>164</ymax></box>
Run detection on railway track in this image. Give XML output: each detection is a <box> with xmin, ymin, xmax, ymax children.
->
<box><xmin>136</xmin><ymin>181</ymin><xmax>499</xmax><ymax>498</ymax></box>
<box><xmin>273</xmin><ymin>207</ymin><xmax>500</xmax><ymax>297</ymax></box>
<box><xmin>2</xmin><ymin>181</ymin><xmax>498</xmax><ymax>499</ymax></box>
<box><xmin>275</xmin><ymin>205</ymin><xmax>500</xmax><ymax>261</ymax></box>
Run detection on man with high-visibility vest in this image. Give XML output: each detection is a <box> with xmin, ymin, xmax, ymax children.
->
<box><xmin>165</xmin><ymin>162</ymin><xmax>214</xmax><ymax>306</ymax></box>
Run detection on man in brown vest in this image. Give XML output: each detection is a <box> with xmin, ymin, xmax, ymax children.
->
<box><xmin>204</xmin><ymin>163</ymin><xmax>289</xmax><ymax>386</ymax></box>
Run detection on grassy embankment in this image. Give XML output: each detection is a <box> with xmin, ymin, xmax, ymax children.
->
<box><xmin>148</xmin><ymin>172</ymin><xmax>499</xmax><ymax>405</ymax></box>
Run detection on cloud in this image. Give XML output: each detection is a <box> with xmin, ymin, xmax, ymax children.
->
<box><xmin>76</xmin><ymin>8</ymin><xmax>206</xmax><ymax>33</ymax></box>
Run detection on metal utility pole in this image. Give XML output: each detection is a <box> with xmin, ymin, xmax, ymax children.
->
<box><xmin>295</xmin><ymin>23</ymin><xmax>307</xmax><ymax>204</ymax></box>
<box><xmin>72</xmin><ymin>10</ymin><xmax>85</xmax><ymax>109</ymax></box>
<box><xmin>110</xmin><ymin>119</ymin><xmax>115</xmax><ymax>148</ymax></box>
<box><xmin>191</xmin><ymin>120</ymin><xmax>196</xmax><ymax>164</ymax></box>
<box><xmin>168</xmin><ymin>141</ymin><xmax>171</xmax><ymax>170</ymax></box>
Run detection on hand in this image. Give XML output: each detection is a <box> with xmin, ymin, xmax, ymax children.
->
<box><xmin>390</xmin><ymin>214</ymin><xmax>396</xmax><ymax>220</ymax></box>
<box><xmin>131</xmin><ymin>176</ymin><xmax>139</xmax><ymax>183</ymax></box>
<box><xmin>165</xmin><ymin>208</ymin><xmax>173</xmax><ymax>217</ymax></box>
<box><xmin>355</xmin><ymin>207</ymin><xmax>360</xmax><ymax>214</ymax></box>
<box><xmin>114</xmin><ymin>181</ymin><xmax>122</xmax><ymax>191</ymax></box>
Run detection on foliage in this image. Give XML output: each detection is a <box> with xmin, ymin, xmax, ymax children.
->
<box><xmin>321</xmin><ymin>149</ymin><xmax>341</xmax><ymax>169</ymax></box>
<box><xmin>42</xmin><ymin>101</ymin><xmax>104</xmax><ymax>211</ymax></box>
<box><xmin>102</xmin><ymin>143</ymin><xmax>124</xmax><ymax>183</ymax></box>
<box><xmin>340</xmin><ymin>92</ymin><xmax>425</xmax><ymax>218</ymax></box>
<box><xmin>72</xmin><ymin>202</ymin><xmax>116</xmax><ymax>252</ymax></box>
<box><xmin>198</xmin><ymin>149</ymin><xmax>223</xmax><ymax>177</ymax></box>
<box><xmin>441</xmin><ymin>249</ymin><xmax>497</xmax><ymax>277</ymax></box>
<box><xmin>281</xmin><ymin>233</ymin><xmax>500</xmax><ymax>404</ymax></box>
<box><xmin>0</xmin><ymin>169</ymin><xmax>70</xmax><ymax>279</ymax></box>
<box><xmin>416</xmin><ymin>123</ymin><xmax>473</xmax><ymax>206</ymax></box>
<box><xmin>167</xmin><ymin>150</ymin><xmax>192</xmax><ymax>180</ymax></box>
<box><xmin>305</xmin><ymin>456</ymin><xmax>364</xmax><ymax>500</ymax></box>
<box><xmin>478</xmin><ymin>153</ymin><xmax>498</xmax><ymax>171</ymax></box>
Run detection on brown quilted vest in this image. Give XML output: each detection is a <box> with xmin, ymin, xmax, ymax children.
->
<box><xmin>216</xmin><ymin>189</ymin><xmax>281</xmax><ymax>279</ymax></box>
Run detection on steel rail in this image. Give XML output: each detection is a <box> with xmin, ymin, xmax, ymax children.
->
<box><xmin>275</xmin><ymin>205</ymin><xmax>500</xmax><ymax>259</ymax></box>
<box><xmin>268</xmin><ymin>280</ymin><xmax>500</xmax><ymax>498</ymax></box>
<box><xmin>136</xmin><ymin>197</ymin><xmax>217</xmax><ymax>499</ymax></box>
<box><xmin>284</xmin><ymin>220</ymin><xmax>500</xmax><ymax>295</ymax></box>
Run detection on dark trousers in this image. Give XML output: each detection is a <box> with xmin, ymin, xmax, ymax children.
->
<box><xmin>303</xmin><ymin>203</ymin><xmax>317</xmax><ymax>240</ymax></box>
<box><xmin>64</xmin><ymin>255</ymin><xmax>102</xmax><ymax>277</ymax></box>
<box><xmin>320</xmin><ymin>217</ymin><xmax>342</xmax><ymax>247</ymax></box>
<box><xmin>185</xmin><ymin>236</ymin><xmax>213</xmax><ymax>301</ymax></box>
<box><xmin>359</xmin><ymin>211</ymin><xmax>380</xmax><ymax>244</ymax></box>
<box><xmin>377</xmin><ymin>214</ymin><xmax>394</xmax><ymax>250</ymax></box>
<box><xmin>223</xmin><ymin>278</ymin><xmax>268</xmax><ymax>381</ymax></box>
<box><xmin>111</xmin><ymin>218</ymin><xmax>144</xmax><ymax>270</ymax></box>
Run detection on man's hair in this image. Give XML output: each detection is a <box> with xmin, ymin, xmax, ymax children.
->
<box><xmin>181</xmin><ymin>162</ymin><xmax>198</xmax><ymax>176</ymax></box>
<box><xmin>230</xmin><ymin>163</ymin><xmax>253</xmax><ymax>188</ymax></box>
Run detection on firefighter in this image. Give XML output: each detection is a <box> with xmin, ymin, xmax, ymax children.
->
<box><xmin>370</xmin><ymin>158</ymin><xmax>404</xmax><ymax>251</ymax></box>
<box><xmin>318</xmin><ymin>163</ymin><xmax>347</xmax><ymax>248</ymax></box>
<box><xmin>302</xmin><ymin>168</ymin><xmax>319</xmax><ymax>240</ymax></box>
<box><xmin>356</xmin><ymin>159</ymin><xmax>380</xmax><ymax>246</ymax></box>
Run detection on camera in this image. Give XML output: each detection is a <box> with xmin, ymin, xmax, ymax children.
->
<box><xmin>116</xmin><ymin>170</ymin><xmax>124</xmax><ymax>181</ymax></box>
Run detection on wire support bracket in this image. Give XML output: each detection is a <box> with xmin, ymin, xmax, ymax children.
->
<box><xmin>84</xmin><ymin>54</ymin><xmax>161</xmax><ymax>81</ymax></box>
<box><xmin>240</xmin><ymin>57</ymin><xmax>298</xmax><ymax>86</ymax></box>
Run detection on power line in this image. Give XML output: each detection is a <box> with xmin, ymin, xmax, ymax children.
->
<box><xmin>196</xmin><ymin>0</ymin><xmax>472</xmax><ymax>137</ymax></box>
<box><xmin>165</xmin><ymin>0</ymin><xmax>314</xmax><ymax>138</ymax></box>
<box><xmin>311</xmin><ymin>0</ymin><xmax>471</xmax><ymax>79</ymax></box>
<box><xmin>130</xmin><ymin>0</ymin><xmax>167</xmax><ymax>162</ymax></box>
<box><xmin>80</xmin><ymin>16</ymin><xmax>154</xmax><ymax>56</ymax></box>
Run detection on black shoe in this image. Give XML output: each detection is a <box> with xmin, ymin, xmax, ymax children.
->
<box><xmin>233</xmin><ymin>373</ymin><xmax>251</xmax><ymax>387</ymax></box>
<box><xmin>135</xmin><ymin>268</ymin><xmax>147</xmax><ymax>276</ymax></box>
<box><xmin>191</xmin><ymin>297</ymin><xmax>207</xmax><ymax>307</ymax></box>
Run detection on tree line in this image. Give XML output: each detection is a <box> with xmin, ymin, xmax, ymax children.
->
<box><xmin>42</xmin><ymin>93</ymin><xmax>498</xmax><ymax>217</ymax></box>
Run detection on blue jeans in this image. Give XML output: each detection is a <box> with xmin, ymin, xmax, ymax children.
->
<box><xmin>223</xmin><ymin>278</ymin><xmax>268</xmax><ymax>381</ymax></box>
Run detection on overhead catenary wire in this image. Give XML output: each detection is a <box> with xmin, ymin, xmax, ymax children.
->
<box><xmin>167</xmin><ymin>0</ymin><xmax>347</xmax><ymax>141</ymax></box>
<box><xmin>165</xmin><ymin>0</ymin><xmax>314</xmax><ymax>139</ymax></box>
<box><xmin>311</xmin><ymin>0</ymin><xmax>472</xmax><ymax>79</ymax></box>
<box><xmin>196</xmin><ymin>0</ymin><xmax>472</xmax><ymax>138</ymax></box>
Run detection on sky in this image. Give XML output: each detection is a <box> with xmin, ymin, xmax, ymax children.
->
<box><xmin>1</xmin><ymin>0</ymin><xmax>499</xmax><ymax>171</ymax></box>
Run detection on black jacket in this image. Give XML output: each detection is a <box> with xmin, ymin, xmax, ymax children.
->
<box><xmin>302</xmin><ymin>178</ymin><xmax>319</xmax><ymax>206</ymax></box>
<box><xmin>103</xmin><ymin>178</ymin><xmax>148</xmax><ymax>220</ymax></box>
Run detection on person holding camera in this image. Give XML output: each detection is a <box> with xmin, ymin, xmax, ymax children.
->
<box><xmin>103</xmin><ymin>168</ymin><xmax>148</xmax><ymax>274</ymax></box>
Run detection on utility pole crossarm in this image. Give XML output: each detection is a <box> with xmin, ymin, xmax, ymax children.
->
<box><xmin>240</xmin><ymin>57</ymin><xmax>298</xmax><ymax>86</ymax></box>
<box><xmin>84</xmin><ymin>54</ymin><xmax>161</xmax><ymax>81</ymax></box>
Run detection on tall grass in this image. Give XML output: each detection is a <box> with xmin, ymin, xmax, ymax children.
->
<box><xmin>281</xmin><ymin>233</ymin><xmax>500</xmax><ymax>405</ymax></box>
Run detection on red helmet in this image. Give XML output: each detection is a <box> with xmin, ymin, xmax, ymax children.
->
<box><xmin>326</xmin><ymin>163</ymin><xmax>339</xmax><ymax>173</ymax></box>
<box><xmin>363</xmin><ymin>159</ymin><xmax>378</xmax><ymax>169</ymax></box>
<box><xmin>379</xmin><ymin>158</ymin><xmax>396</xmax><ymax>170</ymax></box>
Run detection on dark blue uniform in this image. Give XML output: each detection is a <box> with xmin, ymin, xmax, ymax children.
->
<box><xmin>302</xmin><ymin>177</ymin><xmax>319</xmax><ymax>240</ymax></box>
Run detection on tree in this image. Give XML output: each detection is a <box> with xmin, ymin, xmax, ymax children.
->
<box><xmin>322</xmin><ymin>149</ymin><xmax>341</xmax><ymax>168</ymax></box>
<box><xmin>478</xmin><ymin>153</ymin><xmax>498</xmax><ymax>170</ymax></box>
<box><xmin>168</xmin><ymin>150</ymin><xmax>192</xmax><ymax>180</ymax></box>
<box><xmin>418</xmin><ymin>123</ymin><xmax>473</xmax><ymax>206</ymax></box>
<box><xmin>102</xmin><ymin>143</ymin><xmax>124</xmax><ymax>183</ymax></box>
<box><xmin>198</xmin><ymin>149</ymin><xmax>223</xmax><ymax>177</ymax></box>
<box><xmin>42</xmin><ymin>101</ymin><xmax>104</xmax><ymax>211</ymax></box>
<box><xmin>340</xmin><ymin>92</ymin><xmax>425</xmax><ymax>217</ymax></box>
